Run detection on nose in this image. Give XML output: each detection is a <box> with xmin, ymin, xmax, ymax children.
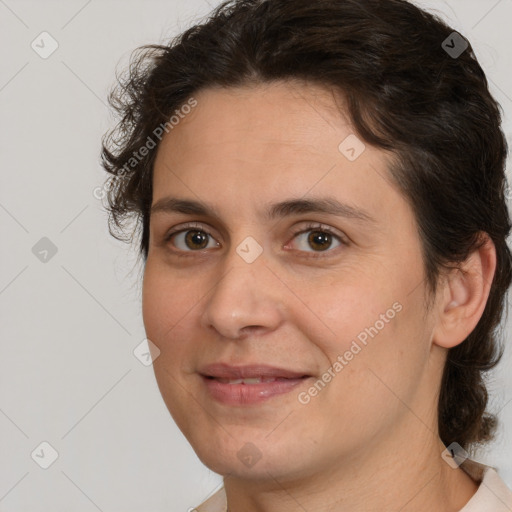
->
<box><xmin>200</xmin><ymin>247</ymin><xmax>285</xmax><ymax>340</ymax></box>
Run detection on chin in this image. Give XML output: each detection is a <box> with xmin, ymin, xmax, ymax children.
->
<box><xmin>191</xmin><ymin>435</ymin><xmax>312</xmax><ymax>483</ymax></box>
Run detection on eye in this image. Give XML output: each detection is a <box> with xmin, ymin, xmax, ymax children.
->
<box><xmin>163</xmin><ymin>222</ymin><xmax>347</xmax><ymax>257</ymax></box>
<box><xmin>165</xmin><ymin>223</ymin><xmax>219</xmax><ymax>252</ymax></box>
<box><xmin>287</xmin><ymin>223</ymin><xmax>346</xmax><ymax>256</ymax></box>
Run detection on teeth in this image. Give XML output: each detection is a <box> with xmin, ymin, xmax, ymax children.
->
<box><xmin>240</xmin><ymin>378</ymin><xmax>263</xmax><ymax>384</ymax></box>
<box><xmin>216</xmin><ymin>377</ymin><xmax>278</xmax><ymax>384</ymax></box>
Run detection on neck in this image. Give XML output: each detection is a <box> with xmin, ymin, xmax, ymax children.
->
<box><xmin>223</xmin><ymin>425</ymin><xmax>478</xmax><ymax>512</ymax></box>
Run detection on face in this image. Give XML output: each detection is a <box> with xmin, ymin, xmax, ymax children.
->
<box><xmin>142</xmin><ymin>81</ymin><xmax>440</xmax><ymax>483</ymax></box>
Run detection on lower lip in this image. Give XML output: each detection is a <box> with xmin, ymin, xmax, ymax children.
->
<box><xmin>201</xmin><ymin>376</ymin><xmax>310</xmax><ymax>405</ymax></box>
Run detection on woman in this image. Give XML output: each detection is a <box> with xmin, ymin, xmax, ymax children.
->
<box><xmin>101</xmin><ymin>0</ymin><xmax>512</xmax><ymax>510</ymax></box>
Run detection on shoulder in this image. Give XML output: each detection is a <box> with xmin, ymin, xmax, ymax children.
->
<box><xmin>193</xmin><ymin>486</ymin><xmax>226</xmax><ymax>512</ymax></box>
<box><xmin>459</xmin><ymin>458</ymin><xmax>512</xmax><ymax>512</ymax></box>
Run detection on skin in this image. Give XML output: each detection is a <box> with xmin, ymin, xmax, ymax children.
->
<box><xmin>142</xmin><ymin>80</ymin><xmax>496</xmax><ymax>512</ymax></box>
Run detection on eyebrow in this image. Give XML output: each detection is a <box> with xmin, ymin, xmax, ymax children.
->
<box><xmin>150</xmin><ymin>196</ymin><xmax>378</xmax><ymax>225</ymax></box>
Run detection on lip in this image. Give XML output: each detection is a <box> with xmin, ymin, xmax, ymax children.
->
<box><xmin>199</xmin><ymin>363</ymin><xmax>311</xmax><ymax>380</ymax></box>
<box><xmin>199</xmin><ymin>363</ymin><xmax>313</xmax><ymax>406</ymax></box>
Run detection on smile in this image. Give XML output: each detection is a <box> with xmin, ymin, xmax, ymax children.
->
<box><xmin>198</xmin><ymin>363</ymin><xmax>313</xmax><ymax>405</ymax></box>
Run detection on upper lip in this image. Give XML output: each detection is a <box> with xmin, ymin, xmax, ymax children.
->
<box><xmin>199</xmin><ymin>363</ymin><xmax>311</xmax><ymax>379</ymax></box>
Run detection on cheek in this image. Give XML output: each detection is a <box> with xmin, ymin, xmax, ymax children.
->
<box><xmin>292</xmin><ymin>302</ymin><xmax>425</xmax><ymax>457</ymax></box>
<box><xmin>141</xmin><ymin>268</ymin><xmax>167</xmax><ymax>345</ymax></box>
<box><xmin>303</xmin><ymin>272</ymin><xmax>427</xmax><ymax>403</ymax></box>
<box><xmin>141</xmin><ymin>262</ymin><xmax>192</xmax><ymax>354</ymax></box>
<box><xmin>141</xmin><ymin>263</ymin><xmax>199</xmax><ymax>424</ymax></box>
<box><xmin>314</xmin><ymin>250</ymin><xmax>427</xmax><ymax>357</ymax></box>
<box><xmin>305</xmin><ymin>276</ymin><xmax>398</xmax><ymax>355</ymax></box>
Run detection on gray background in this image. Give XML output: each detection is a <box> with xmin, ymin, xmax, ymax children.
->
<box><xmin>1</xmin><ymin>0</ymin><xmax>511</xmax><ymax>510</ymax></box>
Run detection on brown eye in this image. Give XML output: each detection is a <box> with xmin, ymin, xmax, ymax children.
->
<box><xmin>184</xmin><ymin>230</ymin><xmax>209</xmax><ymax>250</ymax></box>
<box><xmin>168</xmin><ymin>229</ymin><xmax>219</xmax><ymax>251</ymax></box>
<box><xmin>289</xmin><ymin>224</ymin><xmax>345</xmax><ymax>256</ymax></box>
<box><xmin>307</xmin><ymin>231</ymin><xmax>333</xmax><ymax>251</ymax></box>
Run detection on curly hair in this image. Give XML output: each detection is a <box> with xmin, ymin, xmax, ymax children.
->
<box><xmin>100</xmin><ymin>0</ymin><xmax>512</xmax><ymax>451</ymax></box>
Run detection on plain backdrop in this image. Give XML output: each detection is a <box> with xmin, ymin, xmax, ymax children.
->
<box><xmin>1</xmin><ymin>0</ymin><xmax>511</xmax><ymax>510</ymax></box>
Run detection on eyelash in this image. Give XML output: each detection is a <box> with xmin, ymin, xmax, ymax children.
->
<box><xmin>164</xmin><ymin>222</ymin><xmax>347</xmax><ymax>259</ymax></box>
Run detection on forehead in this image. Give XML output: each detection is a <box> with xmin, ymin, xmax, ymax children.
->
<box><xmin>157</xmin><ymin>80</ymin><xmax>352</xmax><ymax>157</ymax></box>
<box><xmin>151</xmin><ymin>81</ymin><xmax>402</xmax><ymax>227</ymax></box>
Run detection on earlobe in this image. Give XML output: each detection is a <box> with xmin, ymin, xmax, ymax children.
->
<box><xmin>432</xmin><ymin>233</ymin><xmax>497</xmax><ymax>349</ymax></box>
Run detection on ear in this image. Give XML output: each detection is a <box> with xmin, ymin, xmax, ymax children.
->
<box><xmin>432</xmin><ymin>233</ymin><xmax>497</xmax><ymax>349</ymax></box>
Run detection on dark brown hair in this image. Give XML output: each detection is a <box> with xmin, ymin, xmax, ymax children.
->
<box><xmin>101</xmin><ymin>0</ymin><xmax>512</xmax><ymax>451</ymax></box>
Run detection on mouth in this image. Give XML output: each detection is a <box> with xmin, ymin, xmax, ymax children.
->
<box><xmin>198</xmin><ymin>363</ymin><xmax>313</xmax><ymax>405</ymax></box>
<box><xmin>203</xmin><ymin>376</ymin><xmax>308</xmax><ymax>384</ymax></box>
